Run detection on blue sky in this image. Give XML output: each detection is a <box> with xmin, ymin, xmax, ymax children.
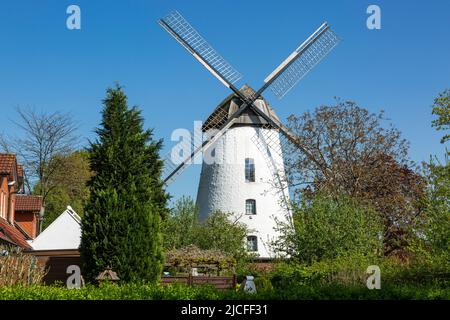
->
<box><xmin>1</xmin><ymin>0</ymin><xmax>449</xmax><ymax>202</ymax></box>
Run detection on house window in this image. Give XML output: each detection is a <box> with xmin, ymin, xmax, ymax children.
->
<box><xmin>245</xmin><ymin>158</ymin><xmax>255</xmax><ymax>182</ymax></box>
<box><xmin>247</xmin><ymin>236</ymin><xmax>258</xmax><ymax>252</ymax></box>
<box><xmin>245</xmin><ymin>199</ymin><xmax>256</xmax><ymax>215</ymax></box>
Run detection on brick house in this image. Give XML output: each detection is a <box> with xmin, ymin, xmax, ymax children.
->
<box><xmin>0</xmin><ymin>153</ymin><xmax>44</xmax><ymax>249</ymax></box>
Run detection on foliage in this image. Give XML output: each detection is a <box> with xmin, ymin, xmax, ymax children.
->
<box><xmin>35</xmin><ymin>151</ymin><xmax>91</xmax><ymax>229</ymax></box>
<box><xmin>163</xmin><ymin>197</ymin><xmax>199</xmax><ymax>250</ymax></box>
<box><xmin>80</xmin><ymin>84</ymin><xmax>169</xmax><ymax>283</ymax></box>
<box><xmin>284</xmin><ymin>101</ymin><xmax>425</xmax><ymax>255</ymax></box>
<box><xmin>285</xmin><ymin>100</ymin><xmax>409</xmax><ymax>199</ymax></box>
<box><xmin>422</xmin><ymin>154</ymin><xmax>450</xmax><ymax>257</ymax></box>
<box><xmin>273</xmin><ymin>194</ymin><xmax>383</xmax><ymax>263</ymax></box>
<box><xmin>165</xmin><ymin>245</ymin><xmax>236</xmax><ymax>273</ymax></box>
<box><xmin>356</xmin><ymin>153</ymin><xmax>427</xmax><ymax>256</ymax></box>
<box><xmin>0</xmin><ymin>277</ymin><xmax>448</xmax><ymax>300</ymax></box>
<box><xmin>431</xmin><ymin>88</ymin><xmax>450</xmax><ymax>144</ymax></box>
<box><xmin>163</xmin><ymin>197</ymin><xmax>250</xmax><ymax>264</ymax></box>
<box><xmin>0</xmin><ymin>246</ymin><xmax>47</xmax><ymax>286</ymax></box>
<box><xmin>194</xmin><ymin>211</ymin><xmax>251</xmax><ymax>263</ymax></box>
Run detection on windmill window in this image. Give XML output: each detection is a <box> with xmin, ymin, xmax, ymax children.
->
<box><xmin>245</xmin><ymin>199</ymin><xmax>256</xmax><ymax>215</ymax></box>
<box><xmin>245</xmin><ymin>158</ymin><xmax>255</xmax><ymax>182</ymax></box>
<box><xmin>246</xmin><ymin>236</ymin><xmax>258</xmax><ymax>252</ymax></box>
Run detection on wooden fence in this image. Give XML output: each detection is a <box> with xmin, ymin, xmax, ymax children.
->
<box><xmin>161</xmin><ymin>274</ymin><xmax>237</xmax><ymax>290</ymax></box>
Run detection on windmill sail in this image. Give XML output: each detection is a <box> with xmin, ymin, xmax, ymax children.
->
<box><xmin>158</xmin><ymin>11</ymin><xmax>339</xmax><ymax>185</ymax></box>
<box><xmin>158</xmin><ymin>10</ymin><xmax>242</xmax><ymax>88</ymax></box>
<box><xmin>264</xmin><ymin>22</ymin><xmax>340</xmax><ymax>99</ymax></box>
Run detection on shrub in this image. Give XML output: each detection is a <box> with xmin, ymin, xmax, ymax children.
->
<box><xmin>0</xmin><ymin>281</ymin><xmax>448</xmax><ymax>300</ymax></box>
<box><xmin>0</xmin><ymin>246</ymin><xmax>47</xmax><ymax>286</ymax></box>
<box><xmin>165</xmin><ymin>245</ymin><xmax>236</xmax><ymax>275</ymax></box>
<box><xmin>163</xmin><ymin>197</ymin><xmax>250</xmax><ymax>266</ymax></box>
<box><xmin>273</xmin><ymin>194</ymin><xmax>383</xmax><ymax>263</ymax></box>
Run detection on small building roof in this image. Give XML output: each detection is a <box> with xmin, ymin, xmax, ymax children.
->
<box><xmin>29</xmin><ymin>206</ymin><xmax>81</xmax><ymax>251</ymax></box>
<box><xmin>0</xmin><ymin>154</ymin><xmax>18</xmax><ymax>181</ymax></box>
<box><xmin>0</xmin><ymin>217</ymin><xmax>32</xmax><ymax>249</ymax></box>
<box><xmin>15</xmin><ymin>195</ymin><xmax>43</xmax><ymax>212</ymax></box>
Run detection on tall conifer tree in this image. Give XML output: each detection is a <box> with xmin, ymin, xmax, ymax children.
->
<box><xmin>80</xmin><ymin>85</ymin><xmax>168</xmax><ymax>283</ymax></box>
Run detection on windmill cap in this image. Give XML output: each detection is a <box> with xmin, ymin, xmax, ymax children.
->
<box><xmin>202</xmin><ymin>84</ymin><xmax>280</xmax><ymax>131</ymax></box>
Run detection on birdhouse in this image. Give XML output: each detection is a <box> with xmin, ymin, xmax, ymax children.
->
<box><xmin>95</xmin><ymin>267</ymin><xmax>120</xmax><ymax>283</ymax></box>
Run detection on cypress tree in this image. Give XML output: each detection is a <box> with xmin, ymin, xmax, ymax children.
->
<box><xmin>80</xmin><ymin>85</ymin><xmax>168</xmax><ymax>283</ymax></box>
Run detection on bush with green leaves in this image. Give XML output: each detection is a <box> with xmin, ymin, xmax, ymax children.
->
<box><xmin>165</xmin><ymin>245</ymin><xmax>236</xmax><ymax>275</ymax></box>
<box><xmin>0</xmin><ymin>279</ymin><xmax>448</xmax><ymax>300</ymax></box>
<box><xmin>423</xmin><ymin>154</ymin><xmax>450</xmax><ymax>258</ymax></box>
<box><xmin>273</xmin><ymin>194</ymin><xmax>383</xmax><ymax>264</ymax></box>
<box><xmin>163</xmin><ymin>197</ymin><xmax>250</xmax><ymax>264</ymax></box>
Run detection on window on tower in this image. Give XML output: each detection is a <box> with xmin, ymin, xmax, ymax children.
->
<box><xmin>245</xmin><ymin>199</ymin><xmax>256</xmax><ymax>215</ymax></box>
<box><xmin>246</xmin><ymin>236</ymin><xmax>258</xmax><ymax>252</ymax></box>
<box><xmin>245</xmin><ymin>158</ymin><xmax>255</xmax><ymax>182</ymax></box>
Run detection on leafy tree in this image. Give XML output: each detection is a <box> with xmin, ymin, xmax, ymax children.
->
<box><xmin>162</xmin><ymin>197</ymin><xmax>250</xmax><ymax>263</ymax></box>
<box><xmin>35</xmin><ymin>151</ymin><xmax>91</xmax><ymax>229</ymax></box>
<box><xmin>424</xmin><ymin>155</ymin><xmax>450</xmax><ymax>256</ymax></box>
<box><xmin>162</xmin><ymin>197</ymin><xmax>199</xmax><ymax>250</ymax></box>
<box><xmin>194</xmin><ymin>211</ymin><xmax>250</xmax><ymax>264</ymax></box>
<box><xmin>284</xmin><ymin>100</ymin><xmax>425</xmax><ymax>255</ymax></box>
<box><xmin>284</xmin><ymin>100</ymin><xmax>409</xmax><ymax>198</ymax></box>
<box><xmin>80</xmin><ymin>85</ymin><xmax>168</xmax><ymax>283</ymax></box>
<box><xmin>354</xmin><ymin>153</ymin><xmax>426</xmax><ymax>257</ymax></box>
<box><xmin>273</xmin><ymin>194</ymin><xmax>383</xmax><ymax>264</ymax></box>
<box><xmin>422</xmin><ymin>90</ymin><xmax>450</xmax><ymax>257</ymax></box>
<box><xmin>431</xmin><ymin>89</ymin><xmax>450</xmax><ymax>144</ymax></box>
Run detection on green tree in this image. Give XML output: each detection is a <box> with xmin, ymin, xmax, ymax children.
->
<box><xmin>273</xmin><ymin>194</ymin><xmax>383</xmax><ymax>264</ymax></box>
<box><xmin>425</xmin><ymin>155</ymin><xmax>450</xmax><ymax>256</ymax></box>
<box><xmin>194</xmin><ymin>211</ymin><xmax>250</xmax><ymax>264</ymax></box>
<box><xmin>36</xmin><ymin>151</ymin><xmax>91</xmax><ymax>229</ymax></box>
<box><xmin>284</xmin><ymin>101</ymin><xmax>425</xmax><ymax>256</ymax></box>
<box><xmin>80</xmin><ymin>85</ymin><xmax>168</xmax><ymax>283</ymax></box>
<box><xmin>162</xmin><ymin>197</ymin><xmax>250</xmax><ymax>263</ymax></box>
<box><xmin>431</xmin><ymin>89</ymin><xmax>450</xmax><ymax>144</ymax></box>
<box><xmin>162</xmin><ymin>197</ymin><xmax>199</xmax><ymax>250</ymax></box>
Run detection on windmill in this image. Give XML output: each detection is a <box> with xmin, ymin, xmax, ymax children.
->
<box><xmin>158</xmin><ymin>11</ymin><xmax>340</xmax><ymax>258</ymax></box>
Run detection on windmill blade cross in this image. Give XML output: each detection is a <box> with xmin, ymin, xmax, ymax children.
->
<box><xmin>159</xmin><ymin>11</ymin><xmax>339</xmax><ymax>185</ymax></box>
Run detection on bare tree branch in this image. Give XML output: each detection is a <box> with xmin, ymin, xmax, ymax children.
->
<box><xmin>6</xmin><ymin>106</ymin><xmax>79</xmax><ymax>200</ymax></box>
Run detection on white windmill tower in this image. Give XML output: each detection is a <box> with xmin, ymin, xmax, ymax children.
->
<box><xmin>158</xmin><ymin>11</ymin><xmax>340</xmax><ymax>258</ymax></box>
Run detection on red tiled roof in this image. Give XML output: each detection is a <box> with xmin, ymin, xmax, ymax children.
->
<box><xmin>0</xmin><ymin>217</ymin><xmax>32</xmax><ymax>249</ymax></box>
<box><xmin>15</xmin><ymin>195</ymin><xmax>43</xmax><ymax>212</ymax></box>
<box><xmin>0</xmin><ymin>154</ymin><xmax>17</xmax><ymax>179</ymax></box>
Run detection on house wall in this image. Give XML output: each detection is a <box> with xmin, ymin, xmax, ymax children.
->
<box><xmin>196</xmin><ymin>126</ymin><xmax>291</xmax><ymax>258</ymax></box>
<box><xmin>0</xmin><ymin>176</ymin><xmax>18</xmax><ymax>223</ymax></box>
<box><xmin>0</xmin><ymin>176</ymin><xmax>8</xmax><ymax>220</ymax></box>
<box><xmin>15</xmin><ymin>211</ymin><xmax>37</xmax><ymax>239</ymax></box>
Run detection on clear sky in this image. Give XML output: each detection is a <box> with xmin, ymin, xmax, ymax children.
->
<box><xmin>1</xmin><ymin>0</ymin><xmax>449</xmax><ymax>202</ymax></box>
